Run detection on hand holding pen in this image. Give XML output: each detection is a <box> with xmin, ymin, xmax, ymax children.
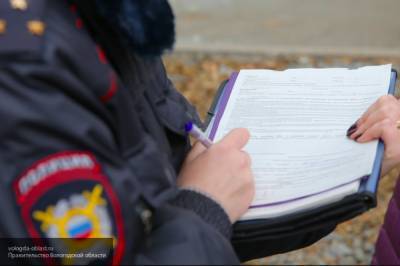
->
<box><xmin>178</xmin><ymin>122</ymin><xmax>254</xmax><ymax>223</ymax></box>
<box><xmin>185</xmin><ymin>121</ymin><xmax>213</xmax><ymax>148</ymax></box>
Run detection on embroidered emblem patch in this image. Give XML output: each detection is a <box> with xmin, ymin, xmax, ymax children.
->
<box><xmin>13</xmin><ymin>152</ymin><xmax>125</xmax><ymax>265</ymax></box>
<box><xmin>32</xmin><ymin>184</ymin><xmax>113</xmax><ymax>239</ymax></box>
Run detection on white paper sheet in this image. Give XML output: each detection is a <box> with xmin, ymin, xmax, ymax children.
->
<box><xmin>241</xmin><ymin>180</ymin><xmax>360</xmax><ymax>220</ymax></box>
<box><xmin>212</xmin><ymin>65</ymin><xmax>391</xmax><ymax>218</ymax></box>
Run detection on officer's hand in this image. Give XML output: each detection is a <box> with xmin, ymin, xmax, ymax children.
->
<box><xmin>177</xmin><ymin>128</ymin><xmax>255</xmax><ymax>223</ymax></box>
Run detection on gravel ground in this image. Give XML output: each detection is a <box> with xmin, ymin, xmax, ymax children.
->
<box><xmin>164</xmin><ymin>52</ymin><xmax>400</xmax><ymax>265</ymax></box>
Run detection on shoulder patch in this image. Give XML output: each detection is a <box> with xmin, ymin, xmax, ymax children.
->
<box><xmin>13</xmin><ymin>151</ymin><xmax>125</xmax><ymax>265</ymax></box>
<box><xmin>0</xmin><ymin>0</ymin><xmax>46</xmax><ymax>54</ymax></box>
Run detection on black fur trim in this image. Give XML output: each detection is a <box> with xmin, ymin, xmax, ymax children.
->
<box><xmin>95</xmin><ymin>0</ymin><xmax>175</xmax><ymax>56</ymax></box>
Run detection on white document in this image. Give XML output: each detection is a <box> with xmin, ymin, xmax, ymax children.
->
<box><xmin>211</xmin><ymin>65</ymin><xmax>392</xmax><ymax>219</ymax></box>
<box><xmin>242</xmin><ymin>181</ymin><xmax>360</xmax><ymax>220</ymax></box>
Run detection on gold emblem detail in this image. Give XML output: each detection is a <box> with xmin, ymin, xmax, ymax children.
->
<box><xmin>10</xmin><ymin>0</ymin><xmax>28</xmax><ymax>11</ymax></box>
<box><xmin>27</xmin><ymin>20</ymin><xmax>45</xmax><ymax>36</ymax></box>
<box><xmin>0</xmin><ymin>20</ymin><xmax>6</xmax><ymax>34</ymax></box>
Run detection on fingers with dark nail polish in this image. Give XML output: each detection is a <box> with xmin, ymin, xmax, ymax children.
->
<box><xmin>355</xmin><ymin>133</ymin><xmax>363</xmax><ymax>142</ymax></box>
<box><xmin>346</xmin><ymin>123</ymin><xmax>358</xmax><ymax>137</ymax></box>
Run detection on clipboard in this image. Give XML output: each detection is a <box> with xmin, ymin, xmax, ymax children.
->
<box><xmin>204</xmin><ymin>69</ymin><xmax>398</xmax><ymax>261</ymax></box>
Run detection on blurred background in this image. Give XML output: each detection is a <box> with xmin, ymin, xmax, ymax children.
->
<box><xmin>163</xmin><ymin>0</ymin><xmax>400</xmax><ymax>265</ymax></box>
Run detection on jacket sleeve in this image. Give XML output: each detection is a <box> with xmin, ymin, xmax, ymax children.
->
<box><xmin>0</xmin><ymin>55</ymin><xmax>239</xmax><ymax>265</ymax></box>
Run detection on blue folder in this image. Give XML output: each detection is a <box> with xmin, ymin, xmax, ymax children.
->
<box><xmin>205</xmin><ymin>69</ymin><xmax>398</xmax><ymax>261</ymax></box>
<box><xmin>362</xmin><ymin>70</ymin><xmax>397</xmax><ymax>199</ymax></box>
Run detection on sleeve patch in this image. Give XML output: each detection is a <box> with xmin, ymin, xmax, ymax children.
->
<box><xmin>13</xmin><ymin>151</ymin><xmax>125</xmax><ymax>265</ymax></box>
<box><xmin>14</xmin><ymin>152</ymin><xmax>100</xmax><ymax>203</ymax></box>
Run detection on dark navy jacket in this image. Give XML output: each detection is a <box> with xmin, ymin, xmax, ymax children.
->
<box><xmin>0</xmin><ymin>0</ymin><xmax>238</xmax><ymax>264</ymax></box>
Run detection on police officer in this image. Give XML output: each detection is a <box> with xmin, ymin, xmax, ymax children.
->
<box><xmin>0</xmin><ymin>0</ymin><xmax>254</xmax><ymax>264</ymax></box>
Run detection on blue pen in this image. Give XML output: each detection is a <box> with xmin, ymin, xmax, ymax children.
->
<box><xmin>185</xmin><ymin>121</ymin><xmax>213</xmax><ymax>148</ymax></box>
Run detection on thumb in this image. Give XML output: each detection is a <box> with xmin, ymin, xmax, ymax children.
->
<box><xmin>184</xmin><ymin>141</ymin><xmax>207</xmax><ymax>164</ymax></box>
<box><xmin>218</xmin><ymin>128</ymin><xmax>250</xmax><ymax>150</ymax></box>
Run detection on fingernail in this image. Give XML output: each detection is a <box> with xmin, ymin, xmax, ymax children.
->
<box><xmin>346</xmin><ymin>123</ymin><xmax>358</xmax><ymax>137</ymax></box>
<box><xmin>355</xmin><ymin>133</ymin><xmax>363</xmax><ymax>142</ymax></box>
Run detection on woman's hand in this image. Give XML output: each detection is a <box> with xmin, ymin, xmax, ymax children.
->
<box><xmin>177</xmin><ymin>128</ymin><xmax>255</xmax><ymax>223</ymax></box>
<box><xmin>347</xmin><ymin>95</ymin><xmax>400</xmax><ymax>176</ymax></box>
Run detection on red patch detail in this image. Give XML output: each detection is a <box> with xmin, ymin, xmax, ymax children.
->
<box><xmin>75</xmin><ymin>231</ymin><xmax>91</xmax><ymax>239</ymax></box>
<box><xmin>100</xmin><ymin>73</ymin><xmax>118</xmax><ymax>103</ymax></box>
<box><xmin>96</xmin><ymin>45</ymin><xmax>108</xmax><ymax>64</ymax></box>
<box><xmin>14</xmin><ymin>151</ymin><xmax>125</xmax><ymax>265</ymax></box>
<box><xmin>13</xmin><ymin>151</ymin><xmax>100</xmax><ymax>204</ymax></box>
<box><xmin>75</xmin><ymin>18</ymin><xmax>83</xmax><ymax>29</ymax></box>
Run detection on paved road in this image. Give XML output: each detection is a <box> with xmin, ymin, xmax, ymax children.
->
<box><xmin>169</xmin><ymin>0</ymin><xmax>400</xmax><ymax>56</ymax></box>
